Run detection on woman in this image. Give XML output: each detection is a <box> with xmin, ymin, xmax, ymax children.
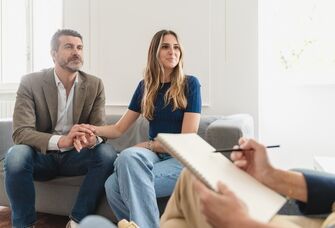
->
<box><xmin>77</xmin><ymin>30</ymin><xmax>201</xmax><ymax>228</ymax></box>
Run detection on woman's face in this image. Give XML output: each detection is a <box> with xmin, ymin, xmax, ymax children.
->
<box><xmin>158</xmin><ymin>34</ymin><xmax>181</xmax><ymax>73</ymax></box>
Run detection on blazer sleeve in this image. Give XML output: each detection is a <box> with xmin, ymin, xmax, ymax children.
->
<box><xmin>12</xmin><ymin>75</ymin><xmax>53</xmax><ymax>153</ymax></box>
<box><xmin>87</xmin><ymin>78</ymin><xmax>106</xmax><ymax>126</ymax></box>
<box><xmin>295</xmin><ymin>169</ymin><xmax>335</xmax><ymax>215</ymax></box>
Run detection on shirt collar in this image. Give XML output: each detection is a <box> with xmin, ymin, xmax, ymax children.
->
<box><xmin>53</xmin><ymin>69</ymin><xmax>79</xmax><ymax>87</ymax></box>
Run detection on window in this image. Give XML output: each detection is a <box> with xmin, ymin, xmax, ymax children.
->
<box><xmin>0</xmin><ymin>0</ymin><xmax>62</xmax><ymax>85</ymax></box>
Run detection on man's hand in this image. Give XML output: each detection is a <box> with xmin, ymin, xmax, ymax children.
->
<box><xmin>58</xmin><ymin>124</ymin><xmax>95</xmax><ymax>150</ymax></box>
<box><xmin>72</xmin><ymin>124</ymin><xmax>98</xmax><ymax>152</ymax></box>
<box><xmin>230</xmin><ymin>138</ymin><xmax>275</xmax><ymax>183</ymax></box>
<box><xmin>193</xmin><ymin>178</ymin><xmax>251</xmax><ymax>228</ymax></box>
<box><xmin>73</xmin><ymin>133</ymin><xmax>97</xmax><ymax>152</ymax></box>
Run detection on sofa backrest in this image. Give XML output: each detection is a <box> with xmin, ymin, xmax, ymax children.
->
<box><xmin>106</xmin><ymin>114</ymin><xmax>252</xmax><ymax>152</ymax></box>
<box><xmin>0</xmin><ymin>113</ymin><xmax>254</xmax><ymax>157</ymax></box>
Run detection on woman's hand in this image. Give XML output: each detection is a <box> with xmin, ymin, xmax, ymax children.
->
<box><xmin>134</xmin><ymin>142</ymin><xmax>148</xmax><ymax>149</ymax></box>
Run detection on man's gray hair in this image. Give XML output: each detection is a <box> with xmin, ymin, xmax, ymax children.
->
<box><xmin>50</xmin><ymin>29</ymin><xmax>82</xmax><ymax>51</ymax></box>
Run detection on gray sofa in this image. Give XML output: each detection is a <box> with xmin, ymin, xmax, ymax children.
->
<box><xmin>0</xmin><ymin>114</ymin><xmax>254</xmax><ymax>222</ymax></box>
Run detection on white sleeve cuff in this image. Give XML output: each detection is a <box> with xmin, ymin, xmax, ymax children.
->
<box><xmin>48</xmin><ymin>135</ymin><xmax>62</xmax><ymax>151</ymax></box>
<box><xmin>48</xmin><ymin>135</ymin><xmax>74</xmax><ymax>152</ymax></box>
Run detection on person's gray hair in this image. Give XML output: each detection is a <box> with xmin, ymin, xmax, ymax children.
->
<box><xmin>50</xmin><ymin>29</ymin><xmax>82</xmax><ymax>51</ymax></box>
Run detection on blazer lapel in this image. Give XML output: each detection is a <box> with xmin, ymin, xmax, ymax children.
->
<box><xmin>73</xmin><ymin>72</ymin><xmax>87</xmax><ymax>124</ymax></box>
<box><xmin>42</xmin><ymin>69</ymin><xmax>58</xmax><ymax>129</ymax></box>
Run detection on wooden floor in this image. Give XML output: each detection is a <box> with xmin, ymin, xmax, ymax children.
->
<box><xmin>0</xmin><ymin>206</ymin><xmax>68</xmax><ymax>228</ymax></box>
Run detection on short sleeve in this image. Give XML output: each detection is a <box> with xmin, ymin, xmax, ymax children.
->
<box><xmin>128</xmin><ymin>80</ymin><xmax>144</xmax><ymax>113</ymax></box>
<box><xmin>185</xmin><ymin>76</ymin><xmax>202</xmax><ymax>113</ymax></box>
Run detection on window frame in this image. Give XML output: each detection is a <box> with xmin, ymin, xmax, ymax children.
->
<box><xmin>0</xmin><ymin>0</ymin><xmax>62</xmax><ymax>93</ymax></box>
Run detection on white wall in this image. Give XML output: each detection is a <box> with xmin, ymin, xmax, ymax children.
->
<box><xmin>63</xmin><ymin>0</ymin><xmax>258</xmax><ymax>134</ymax></box>
<box><xmin>259</xmin><ymin>1</ymin><xmax>335</xmax><ymax>169</ymax></box>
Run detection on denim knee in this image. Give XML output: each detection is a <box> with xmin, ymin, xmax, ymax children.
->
<box><xmin>104</xmin><ymin>174</ymin><xmax>118</xmax><ymax>201</ymax></box>
<box><xmin>94</xmin><ymin>143</ymin><xmax>117</xmax><ymax>168</ymax></box>
<box><xmin>115</xmin><ymin>148</ymin><xmax>154</xmax><ymax>171</ymax></box>
<box><xmin>4</xmin><ymin>145</ymin><xmax>35</xmax><ymax>175</ymax></box>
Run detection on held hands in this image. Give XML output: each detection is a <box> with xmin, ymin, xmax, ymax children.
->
<box><xmin>58</xmin><ymin>124</ymin><xmax>97</xmax><ymax>152</ymax></box>
<box><xmin>73</xmin><ymin>133</ymin><xmax>97</xmax><ymax>152</ymax></box>
<box><xmin>73</xmin><ymin>124</ymin><xmax>97</xmax><ymax>152</ymax></box>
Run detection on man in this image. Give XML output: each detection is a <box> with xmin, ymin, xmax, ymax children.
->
<box><xmin>4</xmin><ymin>29</ymin><xmax>117</xmax><ymax>228</ymax></box>
<box><xmin>161</xmin><ymin>138</ymin><xmax>335</xmax><ymax>228</ymax></box>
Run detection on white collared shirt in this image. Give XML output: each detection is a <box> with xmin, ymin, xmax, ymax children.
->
<box><xmin>47</xmin><ymin>70</ymin><xmax>78</xmax><ymax>151</ymax></box>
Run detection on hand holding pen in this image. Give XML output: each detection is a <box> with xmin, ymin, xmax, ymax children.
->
<box><xmin>223</xmin><ymin>138</ymin><xmax>278</xmax><ymax>181</ymax></box>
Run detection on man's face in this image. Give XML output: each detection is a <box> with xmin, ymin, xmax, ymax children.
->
<box><xmin>52</xmin><ymin>35</ymin><xmax>84</xmax><ymax>72</ymax></box>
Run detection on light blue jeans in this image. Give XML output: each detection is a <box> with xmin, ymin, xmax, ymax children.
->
<box><xmin>4</xmin><ymin>144</ymin><xmax>117</xmax><ymax>228</ymax></box>
<box><xmin>105</xmin><ymin>147</ymin><xmax>183</xmax><ymax>228</ymax></box>
<box><xmin>80</xmin><ymin>215</ymin><xmax>117</xmax><ymax>228</ymax></box>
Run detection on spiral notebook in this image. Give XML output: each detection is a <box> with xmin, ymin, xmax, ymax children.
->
<box><xmin>156</xmin><ymin>133</ymin><xmax>286</xmax><ymax>223</ymax></box>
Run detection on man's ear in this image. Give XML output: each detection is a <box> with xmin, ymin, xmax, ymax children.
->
<box><xmin>50</xmin><ymin>50</ymin><xmax>56</xmax><ymax>62</ymax></box>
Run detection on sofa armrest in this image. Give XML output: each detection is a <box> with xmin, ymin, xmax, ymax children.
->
<box><xmin>0</xmin><ymin>119</ymin><xmax>13</xmax><ymax>161</ymax></box>
<box><xmin>205</xmin><ymin>114</ymin><xmax>254</xmax><ymax>152</ymax></box>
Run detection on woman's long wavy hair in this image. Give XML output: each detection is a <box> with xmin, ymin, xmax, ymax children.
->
<box><xmin>142</xmin><ymin>30</ymin><xmax>187</xmax><ymax>120</ymax></box>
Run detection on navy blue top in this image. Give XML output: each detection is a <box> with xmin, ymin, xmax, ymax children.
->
<box><xmin>129</xmin><ymin>75</ymin><xmax>201</xmax><ymax>139</ymax></box>
<box><xmin>295</xmin><ymin>169</ymin><xmax>335</xmax><ymax>215</ymax></box>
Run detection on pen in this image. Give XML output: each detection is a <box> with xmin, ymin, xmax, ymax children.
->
<box><xmin>214</xmin><ymin>145</ymin><xmax>280</xmax><ymax>153</ymax></box>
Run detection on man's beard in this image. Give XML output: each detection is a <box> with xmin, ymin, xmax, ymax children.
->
<box><xmin>60</xmin><ymin>56</ymin><xmax>83</xmax><ymax>72</ymax></box>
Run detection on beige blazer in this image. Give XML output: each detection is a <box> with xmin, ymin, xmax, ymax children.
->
<box><xmin>12</xmin><ymin>68</ymin><xmax>106</xmax><ymax>154</ymax></box>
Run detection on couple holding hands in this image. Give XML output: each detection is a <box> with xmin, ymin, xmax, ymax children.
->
<box><xmin>4</xmin><ymin>28</ymin><xmax>201</xmax><ymax>228</ymax></box>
